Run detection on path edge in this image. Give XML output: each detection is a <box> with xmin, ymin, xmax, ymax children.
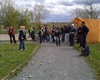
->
<box><xmin>1</xmin><ymin>44</ymin><xmax>40</xmax><ymax>80</ymax></box>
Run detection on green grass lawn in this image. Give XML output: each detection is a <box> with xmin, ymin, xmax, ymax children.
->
<box><xmin>0</xmin><ymin>43</ymin><xmax>39</xmax><ymax>79</ymax></box>
<box><xmin>74</xmin><ymin>43</ymin><xmax>100</xmax><ymax>80</ymax></box>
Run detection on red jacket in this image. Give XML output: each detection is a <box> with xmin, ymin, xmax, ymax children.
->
<box><xmin>8</xmin><ymin>28</ymin><xmax>14</xmax><ymax>35</ymax></box>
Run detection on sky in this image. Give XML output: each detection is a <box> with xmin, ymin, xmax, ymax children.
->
<box><xmin>15</xmin><ymin>0</ymin><xmax>100</xmax><ymax>22</ymax></box>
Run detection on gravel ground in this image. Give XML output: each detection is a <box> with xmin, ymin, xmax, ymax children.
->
<box><xmin>10</xmin><ymin>42</ymin><xmax>95</xmax><ymax>80</ymax></box>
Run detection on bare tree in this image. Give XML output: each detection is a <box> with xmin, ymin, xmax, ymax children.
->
<box><xmin>72</xmin><ymin>8</ymin><xmax>89</xmax><ymax>18</ymax></box>
<box><xmin>72</xmin><ymin>0</ymin><xmax>100</xmax><ymax>19</ymax></box>
<box><xmin>31</xmin><ymin>4</ymin><xmax>49</xmax><ymax>27</ymax></box>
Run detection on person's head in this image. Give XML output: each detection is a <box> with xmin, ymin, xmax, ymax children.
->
<box><xmin>20</xmin><ymin>26</ymin><xmax>25</xmax><ymax>30</ymax></box>
<box><xmin>20</xmin><ymin>26</ymin><xmax>23</xmax><ymax>29</ymax></box>
<box><xmin>23</xmin><ymin>26</ymin><xmax>25</xmax><ymax>30</ymax></box>
<box><xmin>10</xmin><ymin>26</ymin><xmax>13</xmax><ymax>29</ymax></box>
<box><xmin>82</xmin><ymin>21</ymin><xmax>85</xmax><ymax>26</ymax></box>
<box><xmin>71</xmin><ymin>24</ymin><xmax>74</xmax><ymax>27</ymax></box>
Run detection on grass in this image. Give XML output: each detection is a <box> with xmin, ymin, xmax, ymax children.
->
<box><xmin>0</xmin><ymin>43</ymin><xmax>39</xmax><ymax>80</ymax></box>
<box><xmin>74</xmin><ymin>43</ymin><xmax>100</xmax><ymax>80</ymax></box>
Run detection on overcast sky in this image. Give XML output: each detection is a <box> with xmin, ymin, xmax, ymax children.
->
<box><xmin>15</xmin><ymin>0</ymin><xmax>100</xmax><ymax>22</ymax></box>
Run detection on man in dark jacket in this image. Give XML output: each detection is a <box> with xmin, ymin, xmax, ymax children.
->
<box><xmin>79</xmin><ymin>22</ymin><xmax>89</xmax><ymax>56</ymax></box>
<box><xmin>69</xmin><ymin>24</ymin><xmax>76</xmax><ymax>46</ymax></box>
<box><xmin>77</xmin><ymin>26</ymin><xmax>82</xmax><ymax>47</ymax></box>
<box><xmin>81</xmin><ymin>21</ymin><xmax>89</xmax><ymax>48</ymax></box>
<box><xmin>64</xmin><ymin>25</ymin><xmax>70</xmax><ymax>44</ymax></box>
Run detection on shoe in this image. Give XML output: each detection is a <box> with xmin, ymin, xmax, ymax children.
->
<box><xmin>20</xmin><ymin>49</ymin><xmax>22</xmax><ymax>51</ymax></box>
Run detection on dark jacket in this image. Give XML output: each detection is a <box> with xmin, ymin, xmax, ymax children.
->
<box><xmin>55</xmin><ymin>30</ymin><xmax>61</xmax><ymax>38</ymax></box>
<box><xmin>19</xmin><ymin>29</ymin><xmax>26</xmax><ymax>41</ymax></box>
<box><xmin>65</xmin><ymin>27</ymin><xmax>70</xmax><ymax>33</ymax></box>
<box><xmin>77</xmin><ymin>27</ymin><xmax>82</xmax><ymax>36</ymax></box>
<box><xmin>81</xmin><ymin>26</ymin><xmax>89</xmax><ymax>36</ymax></box>
<box><xmin>69</xmin><ymin>27</ymin><xmax>76</xmax><ymax>35</ymax></box>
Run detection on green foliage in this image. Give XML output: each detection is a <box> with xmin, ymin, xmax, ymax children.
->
<box><xmin>32</xmin><ymin>22</ymin><xmax>41</xmax><ymax>32</ymax></box>
<box><xmin>18</xmin><ymin>9</ymin><xmax>32</xmax><ymax>29</ymax></box>
<box><xmin>0</xmin><ymin>43</ymin><xmax>38</xmax><ymax>79</ymax></box>
<box><xmin>0</xmin><ymin>0</ymin><xmax>32</xmax><ymax>29</ymax></box>
<box><xmin>3</xmin><ymin>6</ymin><xmax>20</xmax><ymax>29</ymax></box>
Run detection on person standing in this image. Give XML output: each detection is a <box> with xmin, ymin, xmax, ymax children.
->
<box><xmin>79</xmin><ymin>22</ymin><xmax>89</xmax><ymax>56</ymax></box>
<box><xmin>30</xmin><ymin>27</ymin><xmax>35</xmax><ymax>41</ymax></box>
<box><xmin>8</xmin><ymin>26</ymin><xmax>16</xmax><ymax>44</ymax></box>
<box><xmin>51</xmin><ymin>25</ymin><xmax>56</xmax><ymax>42</ymax></box>
<box><xmin>77</xmin><ymin>25</ymin><xmax>82</xmax><ymax>47</ymax></box>
<box><xmin>55</xmin><ymin>28</ymin><xmax>61</xmax><ymax>46</ymax></box>
<box><xmin>81</xmin><ymin>21</ymin><xmax>89</xmax><ymax>48</ymax></box>
<box><xmin>38</xmin><ymin>27</ymin><xmax>43</xmax><ymax>44</ymax></box>
<box><xmin>60</xmin><ymin>26</ymin><xmax>65</xmax><ymax>42</ymax></box>
<box><xmin>18</xmin><ymin>26</ymin><xmax>26</xmax><ymax>51</ymax></box>
<box><xmin>69</xmin><ymin>24</ymin><xmax>76</xmax><ymax>46</ymax></box>
<box><xmin>64</xmin><ymin>25</ymin><xmax>70</xmax><ymax>44</ymax></box>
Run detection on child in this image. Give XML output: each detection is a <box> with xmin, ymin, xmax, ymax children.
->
<box><xmin>19</xmin><ymin>26</ymin><xmax>26</xmax><ymax>51</ymax></box>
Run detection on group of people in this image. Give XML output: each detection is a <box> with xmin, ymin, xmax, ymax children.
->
<box><xmin>60</xmin><ymin>24</ymin><xmax>76</xmax><ymax>46</ymax></box>
<box><xmin>8</xmin><ymin>22</ymin><xmax>90</xmax><ymax>56</ymax></box>
<box><xmin>38</xmin><ymin>25</ymin><xmax>51</xmax><ymax>44</ymax></box>
<box><xmin>38</xmin><ymin>22</ymin><xmax>90</xmax><ymax>57</ymax></box>
<box><xmin>38</xmin><ymin>24</ymin><xmax>76</xmax><ymax>46</ymax></box>
<box><xmin>8</xmin><ymin>25</ymin><xmax>37</xmax><ymax>51</ymax></box>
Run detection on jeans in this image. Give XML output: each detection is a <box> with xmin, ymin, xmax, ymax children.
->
<box><xmin>40</xmin><ymin>35</ymin><xmax>43</xmax><ymax>44</ymax></box>
<box><xmin>19</xmin><ymin>40</ymin><xmax>25</xmax><ymax>50</ymax></box>
<box><xmin>56</xmin><ymin>37</ymin><xmax>60</xmax><ymax>46</ymax></box>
